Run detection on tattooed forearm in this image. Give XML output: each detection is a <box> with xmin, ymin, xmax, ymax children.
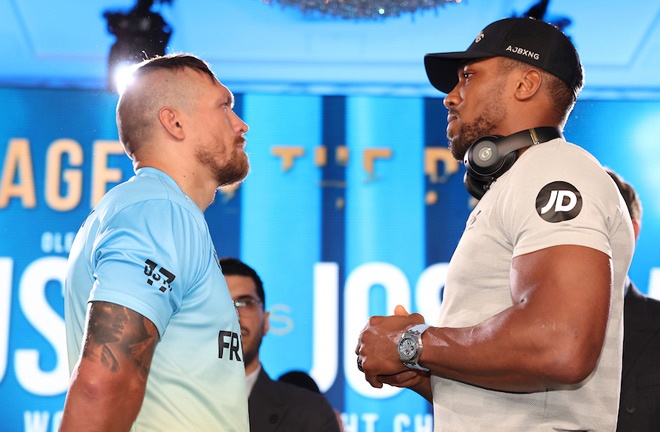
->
<box><xmin>83</xmin><ymin>301</ymin><xmax>159</xmax><ymax>379</ymax></box>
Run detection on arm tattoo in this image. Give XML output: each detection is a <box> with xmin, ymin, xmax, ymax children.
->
<box><xmin>84</xmin><ymin>301</ymin><xmax>159</xmax><ymax>379</ymax></box>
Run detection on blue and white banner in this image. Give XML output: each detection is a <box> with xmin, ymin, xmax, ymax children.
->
<box><xmin>1</xmin><ymin>87</ymin><xmax>659</xmax><ymax>432</ymax></box>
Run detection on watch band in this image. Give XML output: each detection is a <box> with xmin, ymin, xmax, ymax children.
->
<box><xmin>402</xmin><ymin>323</ymin><xmax>430</xmax><ymax>371</ymax></box>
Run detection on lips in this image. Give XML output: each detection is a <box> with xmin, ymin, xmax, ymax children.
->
<box><xmin>446</xmin><ymin>113</ymin><xmax>458</xmax><ymax>137</ymax></box>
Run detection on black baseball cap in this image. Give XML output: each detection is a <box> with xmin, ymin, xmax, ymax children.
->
<box><xmin>424</xmin><ymin>17</ymin><xmax>583</xmax><ymax>97</ymax></box>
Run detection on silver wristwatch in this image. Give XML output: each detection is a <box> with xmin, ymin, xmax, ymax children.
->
<box><xmin>397</xmin><ymin>323</ymin><xmax>430</xmax><ymax>371</ymax></box>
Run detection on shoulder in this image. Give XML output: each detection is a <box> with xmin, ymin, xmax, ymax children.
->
<box><xmin>250</xmin><ymin>370</ymin><xmax>340</xmax><ymax>431</ymax></box>
<box><xmin>628</xmin><ymin>284</ymin><xmax>660</xmax><ymax>312</ymax></box>
<box><xmin>506</xmin><ymin>138</ymin><xmax>618</xmax><ymax>203</ymax></box>
<box><xmin>95</xmin><ymin>171</ymin><xmax>204</xmax><ymax>235</ymax></box>
<box><xmin>517</xmin><ymin>139</ymin><xmax>606</xmax><ymax>178</ymax></box>
<box><xmin>255</xmin><ymin>371</ymin><xmax>331</xmax><ymax>408</ymax></box>
<box><xmin>104</xmin><ymin>169</ymin><xmax>193</xmax><ymax>211</ymax></box>
<box><xmin>279</xmin><ymin>381</ymin><xmax>331</xmax><ymax>406</ymax></box>
<box><xmin>524</xmin><ymin>138</ymin><xmax>597</xmax><ymax>161</ymax></box>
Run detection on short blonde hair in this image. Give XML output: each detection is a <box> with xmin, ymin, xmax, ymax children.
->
<box><xmin>116</xmin><ymin>54</ymin><xmax>218</xmax><ymax>156</ymax></box>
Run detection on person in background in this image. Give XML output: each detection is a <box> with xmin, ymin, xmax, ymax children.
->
<box><xmin>220</xmin><ymin>257</ymin><xmax>342</xmax><ymax>432</ymax></box>
<box><xmin>278</xmin><ymin>370</ymin><xmax>322</xmax><ymax>393</ymax></box>
<box><xmin>607</xmin><ymin>169</ymin><xmax>660</xmax><ymax>432</ymax></box>
<box><xmin>61</xmin><ymin>54</ymin><xmax>251</xmax><ymax>431</ymax></box>
<box><xmin>279</xmin><ymin>370</ymin><xmax>346</xmax><ymax>431</ymax></box>
<box><xmin>355</xmin><ymin>17</ymin><xmax>635</xmax><ymax>431</ymax></box>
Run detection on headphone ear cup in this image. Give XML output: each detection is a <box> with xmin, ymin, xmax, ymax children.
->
<box><xmin>465</xmin><ymin>136</ymin><xmax>505</xmax><ymax>178</ymax></box>
<box><xmin>463</xmin><ymin>135</ymin><xmax>518</xmax><ymax>200</ymax></box>
<box><xmin>463</xmin><ymin>127</ymin><xmax>562</xmax><ymax>199</ymax></box>
<box><xmin>464</xmin><ymin>151</ymin><xmax>519</xmax><ymax>199</ymax></box>
<box><xmin>463</xmin><ymin>171</ymin><xmax>489</xmax><ymax>200</ymax></box>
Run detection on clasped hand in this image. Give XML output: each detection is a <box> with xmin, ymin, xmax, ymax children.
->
<box><xmin>355</xmin><ymin>305</ymin><xmax>429</xmax><ymax>389</ymax></box>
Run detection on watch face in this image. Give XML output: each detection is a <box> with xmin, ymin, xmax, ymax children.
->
<box><xmin>398</xmin><ymin>336</ymin><xmax>417</xmax><ymax>361</ymax></box>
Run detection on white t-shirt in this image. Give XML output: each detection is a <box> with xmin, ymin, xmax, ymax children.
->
<box><xmin>432</xmin><ymin>139</ymin><xmax>634</xmax><ymax>431</ymax></box>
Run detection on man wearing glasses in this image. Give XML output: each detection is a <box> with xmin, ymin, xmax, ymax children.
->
<box><xmin>219</xmin><ymin>257</ymin><xmax>342</xmax><ymax>432</ymax></box>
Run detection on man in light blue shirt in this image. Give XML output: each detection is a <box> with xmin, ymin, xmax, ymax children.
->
<box><xmin>61</xmin><ymin>53</ymin><xmax>251</xmax><ymax>431</ymax></box>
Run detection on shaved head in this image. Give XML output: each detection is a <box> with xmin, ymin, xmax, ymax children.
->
<box><xmin>116</xmin><ymin>54</ymin><xmax>219</xmax><ymax>157</ymax></box>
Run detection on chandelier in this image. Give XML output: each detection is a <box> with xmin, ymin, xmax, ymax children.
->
<box><xmin>262</xmin><ymin>0</ymin><xmax>462</xmax><ymax>20</ymax></box>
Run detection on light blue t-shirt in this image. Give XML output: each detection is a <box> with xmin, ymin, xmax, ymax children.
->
<box><xmin>65</xmin><ymin>167</ymin><xmax>249</xmax><ymax>431</ymax></box>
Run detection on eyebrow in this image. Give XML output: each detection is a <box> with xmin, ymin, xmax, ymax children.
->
<box><xmin>222</xmin><ymin>89</ymin><xmax>235</xmax><ymax>108</ymax></box>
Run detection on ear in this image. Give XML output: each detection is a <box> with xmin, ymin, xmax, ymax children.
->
<box><xmin>263</xmin><ymin>310</ymin><xmax>270</xmax><ymax>336</ymax></box>
<box><xmin>514</xmin><ymin>68</ymin><xmax>543</xmax><ymax>101</ymax></box>
<box><xmin>158</xmin><ymin>106</ymin><xmax>185</xmax><ymax>140</ymax></box>
<box><xmin>632</xmin><ymin>219</ymin><xmax>641</xmax><ymax>242</ymax></box>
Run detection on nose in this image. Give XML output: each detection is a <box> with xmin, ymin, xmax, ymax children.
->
<box><xmin>238</xmin><ymin>117</ymin><xmax>249</xmax><ymax>134</ymax></box>
<box><xmin>232</xmin><ymin>111</ymin><xmax>249</xmax><ymax>134</ymax></box>
<box><xmin>443</xmin><ymin>85</ymin><xmax>460</xmax><ymax>109</ymax></box>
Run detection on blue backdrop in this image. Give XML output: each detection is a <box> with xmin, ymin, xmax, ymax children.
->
<box><xmin>1</xmin><ymin>87</ymin><xmax>659</xmax><ymax>432</ymax></box>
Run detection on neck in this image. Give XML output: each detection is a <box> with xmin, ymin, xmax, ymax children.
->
<box><xmin>134</xmin><ymin>159</ymin><xmax>217</xmax><ymax>211</ymax></box>
<box><xmin>244</xmin><ymin>357</ymin><xmax>261</xmax><ymax>376</ymax></box>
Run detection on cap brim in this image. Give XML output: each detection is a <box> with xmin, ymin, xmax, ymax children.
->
<box><xmin>424</xmin><ymin>51</ymin><xmax>495</xmax><ymax>94</ymax></box>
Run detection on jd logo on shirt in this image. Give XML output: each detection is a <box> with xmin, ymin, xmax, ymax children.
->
<box><xmin>536</xmin><ymin>181</ymin><xmax>582</xmax><ymax>223</ymax></box>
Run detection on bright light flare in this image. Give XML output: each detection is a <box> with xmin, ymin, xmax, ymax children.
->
<box><xmin>113</xmin><ymin>62</ymin><xmax>137</xmax><ymax>95</ymax></box>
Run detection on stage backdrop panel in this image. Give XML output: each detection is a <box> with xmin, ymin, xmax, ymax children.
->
<box><xmin>1</xmin><ymin>87</ymin><xmax>659</xmax><ymax>431</ymax></box>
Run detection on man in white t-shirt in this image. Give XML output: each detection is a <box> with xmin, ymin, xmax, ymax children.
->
<box><xmin>355</xmin><ymin>17</ymin><xmax>635</xmax><ymax>431</ymax></box>
<box><xmin>61</xmin><ymin>54</ymin><xmax>251</xmax><ymax>431</ymax></box>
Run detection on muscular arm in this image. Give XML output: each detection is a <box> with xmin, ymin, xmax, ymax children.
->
<box><xmin>59</xmin><ymin>301</ymin><xmax>159</xmax><ymax>431</ymax></box>
<box><xmin>357</xmin><ymin>244</ymin><xmax>612</xmax><ymax>393</ymax></box>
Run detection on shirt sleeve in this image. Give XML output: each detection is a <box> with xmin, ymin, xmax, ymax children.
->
<box><xmin>498</xmin><ymin>143</ymin><xmax>621</xmax><ymax>259</ymax></box>
<box><xmin>89</xmin><ymin>198</ymin><xmax>205</xmax><ymax>338</ymax></box>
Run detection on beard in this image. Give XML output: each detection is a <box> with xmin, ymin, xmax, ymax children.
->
<box><xmin>216</xmin><ymin>150</ymin><xmax>250</xmax><ymax>188</ymax></box>
<box><xmin>447</xmin><ymin>79</ymin><xmax>507</xmax><ymax>161</ymax></box>
<box><xmin>448</xmin><ymin>114</ymin><xmax>500</xmax><ymax>161</ymax></box>
<box><xmin>197</xmin><ymin>137</ymin><xmax>250</xmax><ymax>188</ymax></box>
<box><xmin>240</xmin><ymin>327</ymin><xmax>264</xmax><ymax>368</ymax></box>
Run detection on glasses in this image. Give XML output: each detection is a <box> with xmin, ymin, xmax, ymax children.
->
<box><xmin>233</xmin><ymin>297</ymin><xmax>263</xmax><ymax>313</ymax></box>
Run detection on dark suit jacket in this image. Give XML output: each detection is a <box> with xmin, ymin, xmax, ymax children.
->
<box><xmin>617</xmin><ymin>282</ymin><xmax>660</xmax><ymax>432</ymax></box>
<box><xmin>248</xmin><ymin>367</ymin><xmax>341</xmax><ymax>432</ymax></box>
